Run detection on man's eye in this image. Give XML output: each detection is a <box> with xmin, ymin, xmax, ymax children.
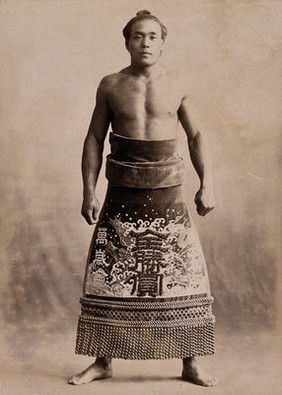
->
<box><xmin>150</xmin><ymin>36</ymin><xmax>157</xmax><ymax>40</ymax></box>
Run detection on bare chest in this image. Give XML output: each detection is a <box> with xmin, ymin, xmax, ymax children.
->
<box><xmin>108</xmin><ymin>77</ymin><xmax>182</xmax><ymax>119</ymax></box>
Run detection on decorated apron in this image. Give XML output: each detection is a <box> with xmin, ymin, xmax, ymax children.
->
<box><xmin>75</xmin><ymin>133</ymin><xmax>215</xmax><ymax>359</ymax></box>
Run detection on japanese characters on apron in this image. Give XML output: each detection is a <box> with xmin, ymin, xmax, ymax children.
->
<box><xmin>75</xmin><ymin>133</ymin><xmax>215</xmax><ymax>359</ymax></box>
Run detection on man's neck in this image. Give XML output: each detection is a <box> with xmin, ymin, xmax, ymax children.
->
<box><xmin>129</xmin><ymin>63</ymin><xmax>163</xmax><ymax>79</ymax></box>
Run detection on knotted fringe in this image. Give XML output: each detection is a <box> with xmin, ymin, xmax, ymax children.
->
<box><xmin>75</xmin><ymin>318</ymin><xmax>215</xmax><ymax>359</ymax></box>
<box><xmin>75</xmin><ymin>296</ymin><xmax>215</xmax><ymax>359</ymax></box>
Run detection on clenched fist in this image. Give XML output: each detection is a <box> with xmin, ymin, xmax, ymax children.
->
<box><xmin>81</xmin><ymin>195</ymin><xmax>100</xmax><ymax>225</ymax></box>
<box><xmin>194</xmin><ymin>187</ymin><xmax>215</xmax><ymax>216</ymax></box>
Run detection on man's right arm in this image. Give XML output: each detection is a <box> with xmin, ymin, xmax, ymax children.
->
<box><xmin>81</xmin><ymin>78</ymin><xmax>112</xmax><ymax>225</ymax></box>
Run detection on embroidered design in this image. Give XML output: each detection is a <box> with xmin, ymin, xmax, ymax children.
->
<box><xmin>85</xmin><ymin>215</ymin><xmax>207</xmax><ymax>297</ymax></box>
<box><xmin>76</xmin><ymin>135</ymin><xmax>215</xmax><ymax>360</ymax></box>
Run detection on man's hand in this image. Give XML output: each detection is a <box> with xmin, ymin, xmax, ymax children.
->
<box><xmin>194</xmin><ymin>187</ymin><xmax>215</xmax><ymax>216</ymax></box>
<box><xmin>81</xmin><ymin>196</ymin><xmax>100</xmax><ymax>225</ymax></box>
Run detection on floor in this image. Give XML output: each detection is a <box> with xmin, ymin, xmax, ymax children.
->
<box><xmin>1</xmin><ymin>327</ymin><xmax>281</xmax><ymax>395</ymax></box>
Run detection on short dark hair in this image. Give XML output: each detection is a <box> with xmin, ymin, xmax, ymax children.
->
<box><xmin>122</xmin><ymin>10</ymin><xmax>168</xmax><ymax>46</ymax></box>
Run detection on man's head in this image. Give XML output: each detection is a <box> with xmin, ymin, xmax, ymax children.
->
<box><xmin>122</xmin><ymin>10</ymin><xmax>168</xmax><ymax>47</ymax></box>
<box><xmin>123</xmin><ymin>11</ymin><xmax>167</xmax><ymax>67</ymax></box>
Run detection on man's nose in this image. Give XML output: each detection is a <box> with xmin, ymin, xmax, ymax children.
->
<box><xmin>141</xmin><ymin>37</ymin><xmax>150</xmax><ymax>47</ymax></box>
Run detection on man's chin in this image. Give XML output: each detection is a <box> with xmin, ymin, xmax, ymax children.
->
<box><xmin>137</xmin><ymin>59</ymin><xmax>157</xmax><ymax>67</ymax></box>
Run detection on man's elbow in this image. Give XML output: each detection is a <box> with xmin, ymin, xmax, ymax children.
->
<box><xmin>188</xmin><ymin>129</ymin><xmax>202</xmax><ymax>149</ymax></box>
<box><xmin>84</xmin><ymin>132</ymin><xmax>104</xmax><ymax>150</ymax></box>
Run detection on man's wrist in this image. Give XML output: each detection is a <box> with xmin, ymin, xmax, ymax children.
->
<box><xmin>83</xmin><ymin>190</ymin><xmax>96</xmax><ymax>200</ymax></box>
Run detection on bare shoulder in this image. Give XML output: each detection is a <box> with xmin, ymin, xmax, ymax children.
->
<box><xmin>97</xmin><ymin>72</ymin><xmax>129</xmax><ymax>98</ymax></box>
<box><xmin>98</xmin><ymin>73</ymin><xmax>120</xmax><ymax>90</ymax></box>
<box><xmin>100</xmin><ymin>69</ymin><xmax>131</xmax><ymax>86</ymax></box>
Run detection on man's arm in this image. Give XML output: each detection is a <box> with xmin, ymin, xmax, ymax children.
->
<box><xmin>81</xmin><ymin>78</ymin><xmax>112</xmax><ymax>224</ymax></box>
<box><xmin>178</xmin><ymin>96</ymin><xmax>215</xmax><ymax>216</ymax></box>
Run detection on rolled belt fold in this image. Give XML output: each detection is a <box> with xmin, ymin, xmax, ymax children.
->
<box><xmin>106</xmin><ymin>156</ymin><xmax>185</xmax><ymax>189</ymax></box>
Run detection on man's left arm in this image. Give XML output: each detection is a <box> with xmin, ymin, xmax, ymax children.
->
<box><xmin>178</xmin><ymin>96</ymin><xmax>215</xmax><ymax>216</ymax></box>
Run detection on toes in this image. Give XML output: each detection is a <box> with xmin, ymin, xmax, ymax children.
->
<box><xmin>197</xmin><ymin>376</ymin><xmax>219</xmax><ymax>387</ymax></box>
<box><xmin>68</xmin><ymin>368</ymin><xmax>112</xmax><ymax>385</ymax></box>
<box><xmin>203</xmin><ymin>376</ymin><xmax>218</xmax><ymax>387</ymax></box>
<box><xmin>208</xmin><ymin>376</ymin><xmax>219</xmax><ymax>386</ymax></box>
<box><xmin>182</xmin><ymin>370</ymin><xmax>218</xmax><ymax>387</ymax></box>
<box><xmin>68</xmin><ymin>375</ymin><xmax>82</xmax><ymax>385</ymax></box>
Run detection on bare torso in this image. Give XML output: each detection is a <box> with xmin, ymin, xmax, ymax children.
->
<box><xmin>102</xmin><ymin>67</ymin><xmax>185</xmax><ymax>140</ymax></box>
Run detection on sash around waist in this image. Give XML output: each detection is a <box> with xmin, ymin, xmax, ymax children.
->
<box><xmin>109</xmin><ymin>132</ymin><xmax>180</xmax><ymax>162</ymax></box>
<box><xmin>106</xmin><ymin>156</ymin><xmax>185</xmax><ymax>189</ymax></box>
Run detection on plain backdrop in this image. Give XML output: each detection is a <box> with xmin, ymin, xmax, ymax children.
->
<box><xmin>1</xmin><ymin>1</ymin><xmax>281</xmax><ymax>393</ymax></box>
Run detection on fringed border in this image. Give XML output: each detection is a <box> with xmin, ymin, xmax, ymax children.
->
<box><xmin>75</xmin><ymin>315</ymin><xmax>215</xmax><ymax>359</ymax></box>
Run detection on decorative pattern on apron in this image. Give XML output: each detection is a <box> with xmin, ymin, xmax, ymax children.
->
<box><xmin>75</xmin><ymin>133</ymin><xmax>215</xmax><ymax>359</ymax></box>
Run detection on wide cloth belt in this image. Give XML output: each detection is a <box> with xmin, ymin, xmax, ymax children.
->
<box><xmin>106</xmin><ymin>156</ymin><xmax>185</xmax><ymax>189</ymax></box>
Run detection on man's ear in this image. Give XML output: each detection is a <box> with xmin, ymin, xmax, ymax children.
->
<box><xmin>160</xmin><ymin>40</ymin><xmax>164</xmax><ymax>55</ymax></box>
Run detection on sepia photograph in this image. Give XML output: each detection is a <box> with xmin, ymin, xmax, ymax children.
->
<box><xmin>1</xmin><ymin>1</ymin><xmax>281</xmax><ymax>394</ymax></box>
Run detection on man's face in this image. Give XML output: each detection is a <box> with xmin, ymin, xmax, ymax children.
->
<box><xmin>127</xmin><ymin>19</ymin><xmax>164</xmax><ymax>67</ymax></box>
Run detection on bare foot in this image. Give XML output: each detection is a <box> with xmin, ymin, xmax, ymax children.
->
<box><xmin>68</xmin><ymin>357</ymin><xmax>112</xmax><ymax>385</ymax></box>
<box><xmin>182</xmin><ymin>357</ymin><xmax>218</xmax><ymax>387</ymax></box>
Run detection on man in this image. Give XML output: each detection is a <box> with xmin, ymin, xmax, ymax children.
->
<box><xmin>69</xmin><ymin>10</ymin><xmax>218</xmax><ymax>387</ymax></box>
